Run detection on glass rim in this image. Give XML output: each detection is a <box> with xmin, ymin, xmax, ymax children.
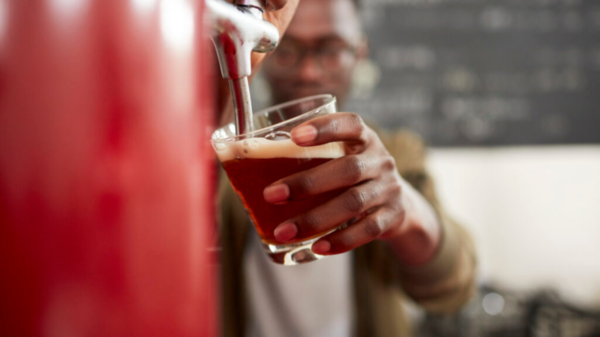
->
<box><xmin>211</xmin><ymin>94</ymin><xmax>336</xmax><ymax>142</ymax></box>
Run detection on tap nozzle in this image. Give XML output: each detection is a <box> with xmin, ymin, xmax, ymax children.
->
<box><xmin>206</xmin><ymin>0</ymin><xmax>279</xmax><ymax>80</ymax></box>
<box><xmin>206</xmin><ymin>0</ymin><xmax>279</xmax><ymax>135</ymax></box>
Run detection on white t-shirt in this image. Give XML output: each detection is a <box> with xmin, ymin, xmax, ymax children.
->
<box><xmin>244</xmin><ymin>231</ymin><xmax>354</xmax><ymax>337</ymax></box>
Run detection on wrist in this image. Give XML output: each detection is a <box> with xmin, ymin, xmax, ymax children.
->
<box><xmin>383</xmin><ymin>181</ymin><xmax>441</xmax><ymax>266</ymax></box>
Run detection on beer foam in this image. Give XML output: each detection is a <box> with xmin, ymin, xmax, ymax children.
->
<box><xmin>214</xmin><ymin>138</ymin><xmax>344</xmax><ymax>162</ymax></box>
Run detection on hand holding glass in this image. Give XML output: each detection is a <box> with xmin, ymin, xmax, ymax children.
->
<box><xmin>212</xmin><ymin>95</ymin><xmax>345</xmax><ymax>265</ymax></box>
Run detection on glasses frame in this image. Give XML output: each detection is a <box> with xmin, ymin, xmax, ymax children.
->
<box><xmin>268</xmin><ymin>38</ymin><xmax>358</xmax><ymax>74</ymax></box>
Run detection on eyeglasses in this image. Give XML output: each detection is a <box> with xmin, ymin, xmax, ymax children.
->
<box><xmin>268</xmin><ymin>39</ymin><xmax>357</xmax><ymax>73</ymax></box>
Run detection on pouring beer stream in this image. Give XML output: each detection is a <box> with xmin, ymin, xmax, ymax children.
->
<box><xmin>206</xmin><ymin>0</ymin><xmax>280</xmax><ymax>135</ymax></box>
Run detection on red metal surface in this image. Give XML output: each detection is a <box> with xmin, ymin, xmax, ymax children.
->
<box><xmin>0</xmin><ymin>0</ymin><xmax>216</xmax><ymax>336</ymax></box>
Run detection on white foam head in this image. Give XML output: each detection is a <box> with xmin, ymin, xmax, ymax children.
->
<box><xmin>214</xmin><ymin>138</ymin><xmax>344</xmax><ymax>162</ymax></box>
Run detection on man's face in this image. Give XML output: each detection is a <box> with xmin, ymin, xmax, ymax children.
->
<box><xmin>263</xmin><ymin>0</ymin><xmax>364</xmax><ymax>108</ymax></box>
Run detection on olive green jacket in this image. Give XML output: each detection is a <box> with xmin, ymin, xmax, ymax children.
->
<box><xmin>218</xmin><ymin>128</ymin><xmax>477</xmax><ymax>337</ymax></box>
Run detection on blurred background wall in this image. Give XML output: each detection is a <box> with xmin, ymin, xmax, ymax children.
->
<box><xmin>357</xmin><ymin>0</ymin><xmax>600</xmax><ymax>310</ymax></box>
<box><xmin>353</xmin><ymin>0</ymin><xmax>600</xmax><ymax>333</ymax></box>
<box><xmin>428</xmin><ymin>146</ymin><xmax>600</xmax><ymax>307</ymax></box>
<box><xmin>252</xmin><ymin>0</ymin><xmax>600</xmax><ymax>321</ymax></box>
<box><xmin>351</xmin><ymin>0</ymin><xmax>599</xmax><ymax>147</ymax></box>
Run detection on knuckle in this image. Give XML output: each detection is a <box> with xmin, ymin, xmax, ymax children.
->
<box><xmin>349</xmin><ymin>114</ymin><xmax>366</xmax><ymax>136</ymax></box>
<box><xmin>294</xmin><ymin>175</ymin><xmax>316</xmax><ymax>195</ymax></box>
<box><xmin>349</xmin><ymin>113</ymin><xmax>365</xmax><ymax>129</ymax></box>
<box><xmin>297</xmin><ymin>213</ymin><xmax>321</xmax><ymax>233</ymax></box>
<box><xmin>364</xmin><ymin>216</ymin><xmax>385</xmax><ymax>238</ymax></box>
<box><xmin>328</xmin><ymin>118</ymin><xmax>340</xmax><ymax>135</ymax></box>
<box><xmin>345</xmin><ymin>155</ymin><xmax>367</xmax><ymax>183</ymax></box>
<box><xmin>336</xmin><ymin>233</ymin><xmax>356</xmax><ymax>251</ymax></box>
<box><xmin>345</xmin><ymin>187</ymin><xmax>369</xmax><ymax>213</ymax></box>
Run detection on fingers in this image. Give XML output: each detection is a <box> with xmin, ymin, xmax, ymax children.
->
<box><xmin>291</xmin><ymin>113</ymin><xmax>372</xmax><ymax>152</ymax></box>
<box><xmin>264</xmin><ymin>113</ymin><xmax>379</xmax><ymax>205</ymax></box>
<box><xmin>273</xmin><ymin>180</ymin><xmax>390</xmax><ymax>242</ymax></box>
<box><xmin>312</xmin><ymin>208</ymin><xmax>401</xmax><ymax>255</ymax></box>
<box><xmin>264</xmin><ymin>154</ymin><xmax>391</xmax><ymax>203</ymax></box>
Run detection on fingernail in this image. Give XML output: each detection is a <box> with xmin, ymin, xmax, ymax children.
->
<box><xmin>292</xmin><ymin>125</ymin><xmax>318</xmax><ymax>145</ymax></box>
<box><xmin>264</xmin><ymin>184</ymin><xmax>290</xmax><ymax>203</ymax></box>
<box><xmin>312</xmin><ymin>240</ymin><xmax>331</xmax><ymax>254</ymax></box>
<box><xmin>274</xmin><ymin>223</ymin><xmax>298</xmax><ymax>242</ymax></box>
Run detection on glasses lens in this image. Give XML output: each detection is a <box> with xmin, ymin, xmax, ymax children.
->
<box><xmin>318</xmin><ymin>46</ymin><xmax>350</xmax><ymax>70</ymax></box>
<box><xmin>272</xmin><ymin>42</ymin><xmax>300</xmax><ymax>68</ymax></box>
<box><xmin>267</xmin><ymin>40</ymin><xmax>356</xmax><ymax>78</ymax></box>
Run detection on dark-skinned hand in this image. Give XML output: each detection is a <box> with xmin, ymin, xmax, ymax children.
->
<box><xmin>263</xmin><ymin>113</ymin><xmax>441</xmax><ymax>265</ymax></box>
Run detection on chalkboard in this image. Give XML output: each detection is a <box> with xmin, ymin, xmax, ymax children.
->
<box><xmin>343</xmin><ymin>0</ymin><xmax>600</xmax><ymax>146</ymax></box>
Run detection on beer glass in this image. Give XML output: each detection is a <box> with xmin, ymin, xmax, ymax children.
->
<box><xmin>212</xmin><ymin>94</ymin><xmax>345</xmax><ymax>265</ymax></box>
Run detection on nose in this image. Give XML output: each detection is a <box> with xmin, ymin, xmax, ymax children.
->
<box><xmin>297</xmin><ymin>54</ymin><xmax>323</xmax><ymax>82</ymax></box>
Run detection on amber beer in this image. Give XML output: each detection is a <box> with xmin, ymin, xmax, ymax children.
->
<box><xmin>212</xmin><ymin>94</ymin><xmax>339</xmax><ymax>264</ymax></box>
<box><xmin>217</xmin><ymin>137</ymin><xmax>344</xmax><ymax>244</ymax></box>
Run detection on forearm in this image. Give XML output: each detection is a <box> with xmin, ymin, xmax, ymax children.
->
<box><xmin>370</xmin><ymin>127</ymin><xmax>476</xmax><ymax>312</ymax></box>
<box><xmin>397</xmin><ymin>216</ymin><xmax>477</xmax><ymax>313</ymax></box>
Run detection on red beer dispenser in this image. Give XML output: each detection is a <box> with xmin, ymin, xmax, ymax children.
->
<box><xmin>0</xmin><ymin>0</ymin><xmax>216</xmax><ymax>336</ymax></box>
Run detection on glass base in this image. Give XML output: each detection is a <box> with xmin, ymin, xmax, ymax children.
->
<box><xmin>262</xmin><ymin>237</ymin><xmax>325</xmax><ymax>265</ymax></box>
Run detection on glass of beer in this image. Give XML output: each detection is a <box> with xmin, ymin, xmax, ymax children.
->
<box><xmin>212</xmin><ymin>94</ymin><xmax>345</xmax><ymax>265</ymax></box>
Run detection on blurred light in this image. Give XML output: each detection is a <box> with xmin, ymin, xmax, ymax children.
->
<box><xmin>160</xmin><ymin>0</ymin><xmax>194</xmax><ymax>52</ymax></box>
<box><xmin>379</xmin><ymin>45</ymin><xmax>436</xmax><ymax>70</ymax></box>
<box><xmin>386</xmin><ymin>88</ymin><xmax>432</xmax><ymax>114</ymax></box>
<box><xmin>443</xmin><ymin>68</ymin><xmax>477</xmax><ymax>93</ymax></box>
<box><xmin>481</xmin><ymin>7</ymin><xmax>512</xmax><ymax>31</ymax></box>
<box><xmin>462</xmin><ymin>115</ymin><xmax>492</xmax><ymax>142</ymax></box>
<box><xmin>132</xmin><ymin>0</ymin><xmax>157</xmax><ymax>12</ymax></box>
<box><xmin>482</xmin><ymin>293</ymin><xmax>505</xmax><ymax>316</ymax></box>
<box><xmin>50</xmin><ymin>0</ymin><xmax>88</xmax><ymax>16</ymax></box>
<box><xmin>0</xmin><ymin>0</ymin><xmax>7</xmax><ymax>42</ymax></box>
<box><xmin>352</xmin><ymin>59</ymin><xmax>381</xmax><ymax>96</ymax></box>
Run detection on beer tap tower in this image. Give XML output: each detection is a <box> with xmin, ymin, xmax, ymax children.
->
<box><xmin>0</xmin><ymin>0</ymin><xmax>218</xmax><ymax>336</ymax></box>
<box><xmin>206</xmin><ymin>0</ymin><xmax>280</xmax><ymax>135</ymax></box>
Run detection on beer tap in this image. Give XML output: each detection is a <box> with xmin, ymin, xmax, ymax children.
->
<box><xmin>206</xmin><ymin>0</ymin><xmax>280</xmax><ymax>135</ymax></box>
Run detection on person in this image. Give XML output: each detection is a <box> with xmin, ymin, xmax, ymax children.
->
<box><xmin>217</xmin><ymin>0</ymin><xmax>477</xmax><ymax>336</ymax></box>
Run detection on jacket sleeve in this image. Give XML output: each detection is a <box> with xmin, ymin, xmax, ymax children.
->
<box><xmin>375</xmin><ymin>127</ymin><xmax>477</xmax><ymax>314</ymax></box>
